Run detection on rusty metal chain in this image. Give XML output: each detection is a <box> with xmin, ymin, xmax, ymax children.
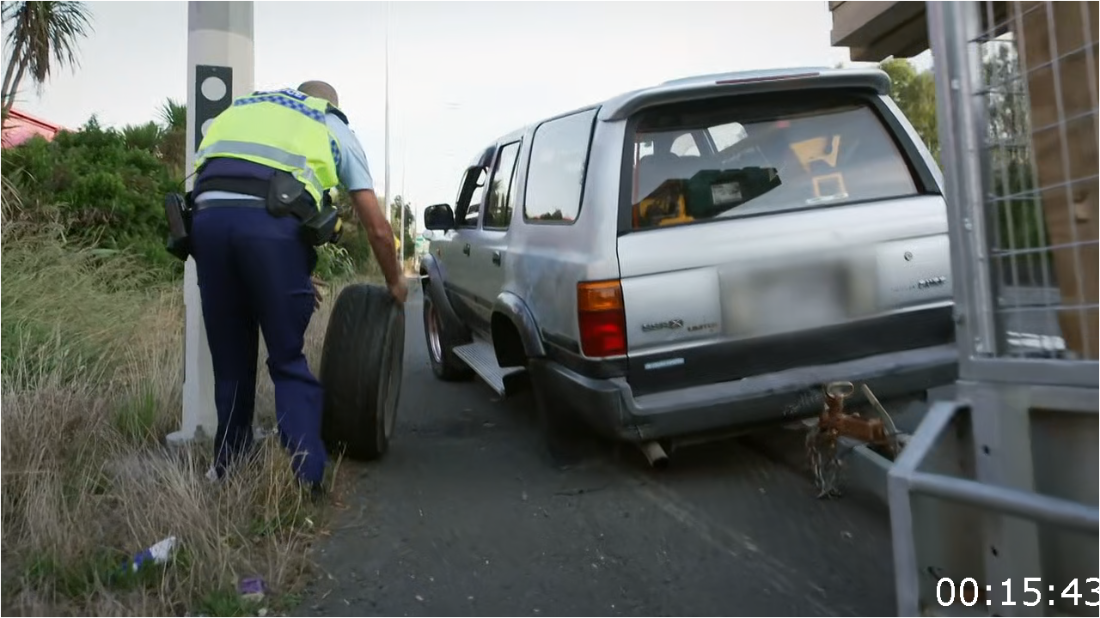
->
<box><xmin>806</xmin><ymin>422</ymin><xmax>841</xmax><ymax>498</ymax></box>
<box><xmin>806</xmin><ymin>423</ymin><xmax>863</xmax><ymax>498</ymax></box>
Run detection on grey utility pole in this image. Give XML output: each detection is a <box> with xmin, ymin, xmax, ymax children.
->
<box><xmin>170</xmin><ymin>1</ymin><xmax>255</xmax><ymax>446</ymax></box>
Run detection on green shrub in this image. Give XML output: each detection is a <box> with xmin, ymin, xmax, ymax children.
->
<box><xmin>338</xmin><ymin>225</ymin><xmax>375</xmax><ymax>273</ymax></box>
<box><xmin>315</xmin><ymin>243</ymin><xmax>356</xmax><ymax>281</ymax></box>
<box><xmin>1</xmin><ymin>117</ymin><xmax>384</xmax><ymax>285</ymax></box>
<box><xmin>1</xmin><ymin>119</ymin><xmax>181</xmax><ymax>279</ymax></box>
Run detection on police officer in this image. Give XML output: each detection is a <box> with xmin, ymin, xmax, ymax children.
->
<box><xmin>190</xmin><ymin>80</ymin><xmax>407</xmax><ymax>499</ymax></box>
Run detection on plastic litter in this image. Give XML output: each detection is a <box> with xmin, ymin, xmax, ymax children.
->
<box><xmin>128</xmin><ymin>536</ymin><xmax>178</xmax><ymax>572</ymax></box>
<box><xmin>238</xmin><ymin>575</ymin><xmax>267</xmax><ymax>602</ymax></box>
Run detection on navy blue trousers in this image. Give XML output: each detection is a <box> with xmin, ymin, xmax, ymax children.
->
<box><xmin>191</xmin><ymin>204</ymin><xmax>327</xmax><ymax>485</ymax></box>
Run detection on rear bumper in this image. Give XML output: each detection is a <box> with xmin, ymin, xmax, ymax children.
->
<box><xmin>536</xmin><ymin>343</ymin><xmax>958</xmax><ymax>443</ymax></box>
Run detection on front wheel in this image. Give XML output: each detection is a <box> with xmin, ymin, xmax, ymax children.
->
<box><xmin>320</xmin><ymin>284</ymin><xmax>405</xmax><ymax>461</ymax></box>
<box><xmin>422</xmin><ymin>286</ymin><xmax>473</xmax><ymax>381</ymax></box>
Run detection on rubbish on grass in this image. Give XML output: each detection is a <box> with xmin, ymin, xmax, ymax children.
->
<box><xmin>239</xmin><ymin>575</ymin><xmax>267</xmax><ymax>602</ymax></box>
<box><xmin>129</xmin><ymin>536</ymin><xmax>178</xmax><ymax>572</ymax></box>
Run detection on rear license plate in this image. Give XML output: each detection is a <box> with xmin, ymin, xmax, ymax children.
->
<box><xmin>724</xmin><ymin>265</ymin><xmax>848</xmax><ymax>336</ymax></box>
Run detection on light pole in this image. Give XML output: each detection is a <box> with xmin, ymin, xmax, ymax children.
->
<box><xmin>170</xmin><ymin>1</ymin><xmax>255</xmax><ymax>446</ymax></box>
<box><xmin>383</xmin><ymin>1</ymin><xmax>392</xmax><ymax>231</ymax></box>
<box><xmin>393</xmin><ymin>4</ymin><xmax>407</xmax><ymax>270</ymax></box>
<box><xmin>400</xmin><ymin>121</ymin><xmax>408</xmax><ymax>268</ymax></box>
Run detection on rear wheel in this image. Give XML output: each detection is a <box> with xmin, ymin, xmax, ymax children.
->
<box><xmin>423</xmin><ymin>284</ymin><xmax>473</xmax><ymax>381</ymax></box>
<box><xmin>320</xmin><ymin>283</ymin><xmax>405</xmax><ymax>461</ymax></box>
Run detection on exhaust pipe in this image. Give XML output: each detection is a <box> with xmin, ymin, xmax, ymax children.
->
<box><xmin>639</xmin><ymin>441</ymin><xmax>670</xmax><ymax>470</ymax></box>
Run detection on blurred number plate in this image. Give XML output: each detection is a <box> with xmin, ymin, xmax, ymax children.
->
<box><xmin>725</xmin><ymin>266</ymin><xmax>847</xmax><ymax>335</ymax></box>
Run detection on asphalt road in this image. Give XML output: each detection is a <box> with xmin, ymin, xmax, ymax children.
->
<box><xmin>303</xmin><ymin>286</ymin><xmax>899</xmax><ymax>617</ymax></box>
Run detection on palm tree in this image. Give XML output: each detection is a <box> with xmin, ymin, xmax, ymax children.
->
<box><xmin>157</xmin><ymin>98</ymin><xmax>187</xmax><ymax>178</ymax></box>
<box><xmin>1</xmin><ymin>1</ymin><xmax>93</xmax><ymax>114</ymax></box>
<box><xmin>121</xmin><ymin>121</ymin><xmax>163</xmax><ymax>154</ymax></box>
<box><xmin>158</xmin><ymin>98</ymin><xmax>186</xmax><ymax>132</ymax></box>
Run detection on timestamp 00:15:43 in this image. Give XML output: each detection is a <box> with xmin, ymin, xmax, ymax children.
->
<box><xmin>937</xmin><ymin>577</ymin><xmax>1099</xmax><ymax>608</ymax></box>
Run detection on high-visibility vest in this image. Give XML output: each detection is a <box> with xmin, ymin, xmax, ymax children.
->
<box><xmin>195</xmin><ymin>88</ymin><xmax>345</xmax><ymax>208</ymax></box>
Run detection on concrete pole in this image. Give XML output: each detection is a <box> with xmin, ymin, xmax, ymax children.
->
<box><xmin>168</xmin><ymin>1</ymin><xmax>255</xmax><ymax>446</ymax></box>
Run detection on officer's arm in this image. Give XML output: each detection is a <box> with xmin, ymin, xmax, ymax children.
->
<box><xmin>352</xmin><ymin>189</ymin><xmax>402</xmax><ymax>291</ymax></box>
<box><xmin>328</xmin><ymin>117</ymin><xmax>403</xmax><ymax>291</ymax></box>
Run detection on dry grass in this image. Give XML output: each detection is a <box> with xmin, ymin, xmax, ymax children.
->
<box><xmin>1</xmin><ymin>228</ymin><xmax>356</xmax><ymax>616</ymax></box>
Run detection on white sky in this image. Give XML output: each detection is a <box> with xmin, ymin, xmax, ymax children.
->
<box><xmin>6</xmin><ymin>1</ymin><xmax>932</xmax><ymax>229</ymax></box>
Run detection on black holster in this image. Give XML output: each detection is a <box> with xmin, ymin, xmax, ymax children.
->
<box><xmin>164</xmin><ymin>192</ymin><xmax>194</xmax><ymax>261</ymax></box>
<box><xmin>265</xmin><ymin>171</ymin><xmax>343</xmax><ymax>247</ymax></box>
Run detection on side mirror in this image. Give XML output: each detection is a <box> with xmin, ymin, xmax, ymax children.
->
<box><xmin>423</xmin><ymin>203</ymin><xmax>455</xmax><ymax>231</ymax></box>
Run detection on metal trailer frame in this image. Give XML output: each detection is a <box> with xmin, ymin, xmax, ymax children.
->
<box><xmin>885</xmin><ymin>2</ymin><xmax>1099</xmax><ymax>616</ymax></box>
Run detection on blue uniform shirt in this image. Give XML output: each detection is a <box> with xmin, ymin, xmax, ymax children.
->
<box><xmin>197</xmin><ymin>112</ymin><xmax>374</xmax><ymax>202</ymax></box>
<box><xmin>327</xmin><ymin>113</ymin><xmax>374</xmax><ymax>192</ymax></box>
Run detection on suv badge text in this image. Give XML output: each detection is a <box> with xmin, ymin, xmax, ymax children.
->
<box><xmin>641</xmin><ymin>319</ymin><xmax>684</xmax><ymax>333</ymax></box>
<box><xmin>918</xmin><ymin>276</ymin><xmax>947</xmax><ymax>289</ymax></box>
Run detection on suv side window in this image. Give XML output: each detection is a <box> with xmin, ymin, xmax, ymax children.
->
<box><xmin>523</xmin><ymin>108</ymin><xmax>597</xmax><ymax>223</ymax></box>
<box><xmin>708</xmin><ymin>121</ymin><xmax>747</xmax><ymax>152</ymax></box>
<box><xmin>484</xmin><ymin>141</ymin><xmax>521</xmax><ymax>229</ymax></box>
<box><xmin>456</xmin><ymin>167</ymin><xmax>488</xmax><ymax>227</ymax></box>
<box><xmin>671</xmin><ymin>133</ymin><xmax>700</xmax><ymax>156</ymax></box>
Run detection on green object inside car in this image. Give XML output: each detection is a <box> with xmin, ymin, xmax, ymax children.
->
<box><xmin>684</xmin><ymin>167</ymin><xmax>781</xmax><ymax>219</ymax></box>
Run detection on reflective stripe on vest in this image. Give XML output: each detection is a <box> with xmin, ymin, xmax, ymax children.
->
<box><xmin>195</xmin><ymin>88</ymin><xmax>342</xmax><ymax>207</ymax></box>
<box><xmin>195</xmin><ymin>140</ymin><xmax>324</xmax><ymax>199</ymax></box>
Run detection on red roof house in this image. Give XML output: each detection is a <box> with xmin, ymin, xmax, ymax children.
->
<box><xmin>2</xmin><ymin>108</ymin><xmax>66</xmax><ymax>149</ymax></box>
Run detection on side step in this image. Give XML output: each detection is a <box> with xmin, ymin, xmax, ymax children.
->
<box><xmin>453</xmin><ymin>340</ymin><xmax>524</xmax><ymax>396</ymax></box>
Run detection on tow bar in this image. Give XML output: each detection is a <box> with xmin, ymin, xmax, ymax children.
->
<box><xmin>805</xmin><ymin>381</ymin><xmax>904</xmax><ymax>499</ymax></box>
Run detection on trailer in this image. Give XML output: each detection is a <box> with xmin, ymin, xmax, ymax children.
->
<box><xmin>827</xmin><ymin>2</ymin><xmax>1098</xmax><ymax>616</ymax></box>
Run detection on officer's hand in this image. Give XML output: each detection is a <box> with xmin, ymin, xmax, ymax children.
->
<box><xmin>389</xmin><ymin>280</ymin><xmax>409</xmax><ymax>306</ymax></box>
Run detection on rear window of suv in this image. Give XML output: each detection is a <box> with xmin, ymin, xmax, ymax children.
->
<box><xmin>626</xmin><ymin>91</ymin><xmax>920</xmax><ymax>231</ymax></box>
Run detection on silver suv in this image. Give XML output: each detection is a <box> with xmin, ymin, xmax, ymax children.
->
<box><xmin>418</xmin><ymin>67</ymin><xmax>957</xmax><ymax>466</ymax></box>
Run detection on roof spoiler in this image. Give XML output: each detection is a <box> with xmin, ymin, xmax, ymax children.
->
<box><xmin>601</xmin><ymin>68</ymin><xmax>892</xmax><ymax>122</ymax></box>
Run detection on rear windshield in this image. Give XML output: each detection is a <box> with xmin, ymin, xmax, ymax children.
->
<box><xmin>626</xmin><ymin>92</ymin><xmax>920</xmax><ymax>231</ymax></box>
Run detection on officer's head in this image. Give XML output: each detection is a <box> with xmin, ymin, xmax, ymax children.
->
<box><xmin>298</xmin><ymin>80</ymin><xmax>339</xmax><ymax>107</ymax></box>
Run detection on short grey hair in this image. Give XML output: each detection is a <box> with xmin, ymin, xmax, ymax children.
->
<box><xmin>297</xmin><ymin>80</ymin><xmax>339</xmax><ymax>107</ymax></box>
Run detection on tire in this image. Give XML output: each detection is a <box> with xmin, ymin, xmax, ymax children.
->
<box><xmin>320</xmin><ymin>283</ymin><xmax>405</xmax><ymax>462</ymax></box>
<box><xmin>422</xmin><ymin>284</ymin><xmax>473</xmax><ymax>381</ymax></box>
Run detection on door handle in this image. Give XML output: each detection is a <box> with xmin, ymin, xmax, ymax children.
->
<box><xmin>492</xmin><ymin>250</ymin><xmax>502</xmax><ymax>266</ymax></box>
<box><xmin>462</xmin><ymin>243</ymin><xmax>471</xmax><ymax>256</ymax></box>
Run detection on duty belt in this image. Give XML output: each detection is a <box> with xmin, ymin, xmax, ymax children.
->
<box><xmin>193</xmin><ymin>198</ymin><xmax>267</xmax><ymax>212</ymax></box>
<box><xmin>192</xmin><ymin>178</ymin><xmax>317</xmax><ymax>221</ymax></box>
<box><xmin>191</xmin><ymin>196</ymin><xmax>264</xmax><ymax>211</ymax></box>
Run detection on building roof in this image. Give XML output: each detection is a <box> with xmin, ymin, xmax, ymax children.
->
<box><xmin>2</xmin><ymin>108</ymin><xmax>67</xmax><ymax>148</ymax></box>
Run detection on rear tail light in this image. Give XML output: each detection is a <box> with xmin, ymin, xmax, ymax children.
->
<box><xmin>577</xmin><ymin>280</ymin><xmax>627</xmax><ymax>357</ymax></box>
